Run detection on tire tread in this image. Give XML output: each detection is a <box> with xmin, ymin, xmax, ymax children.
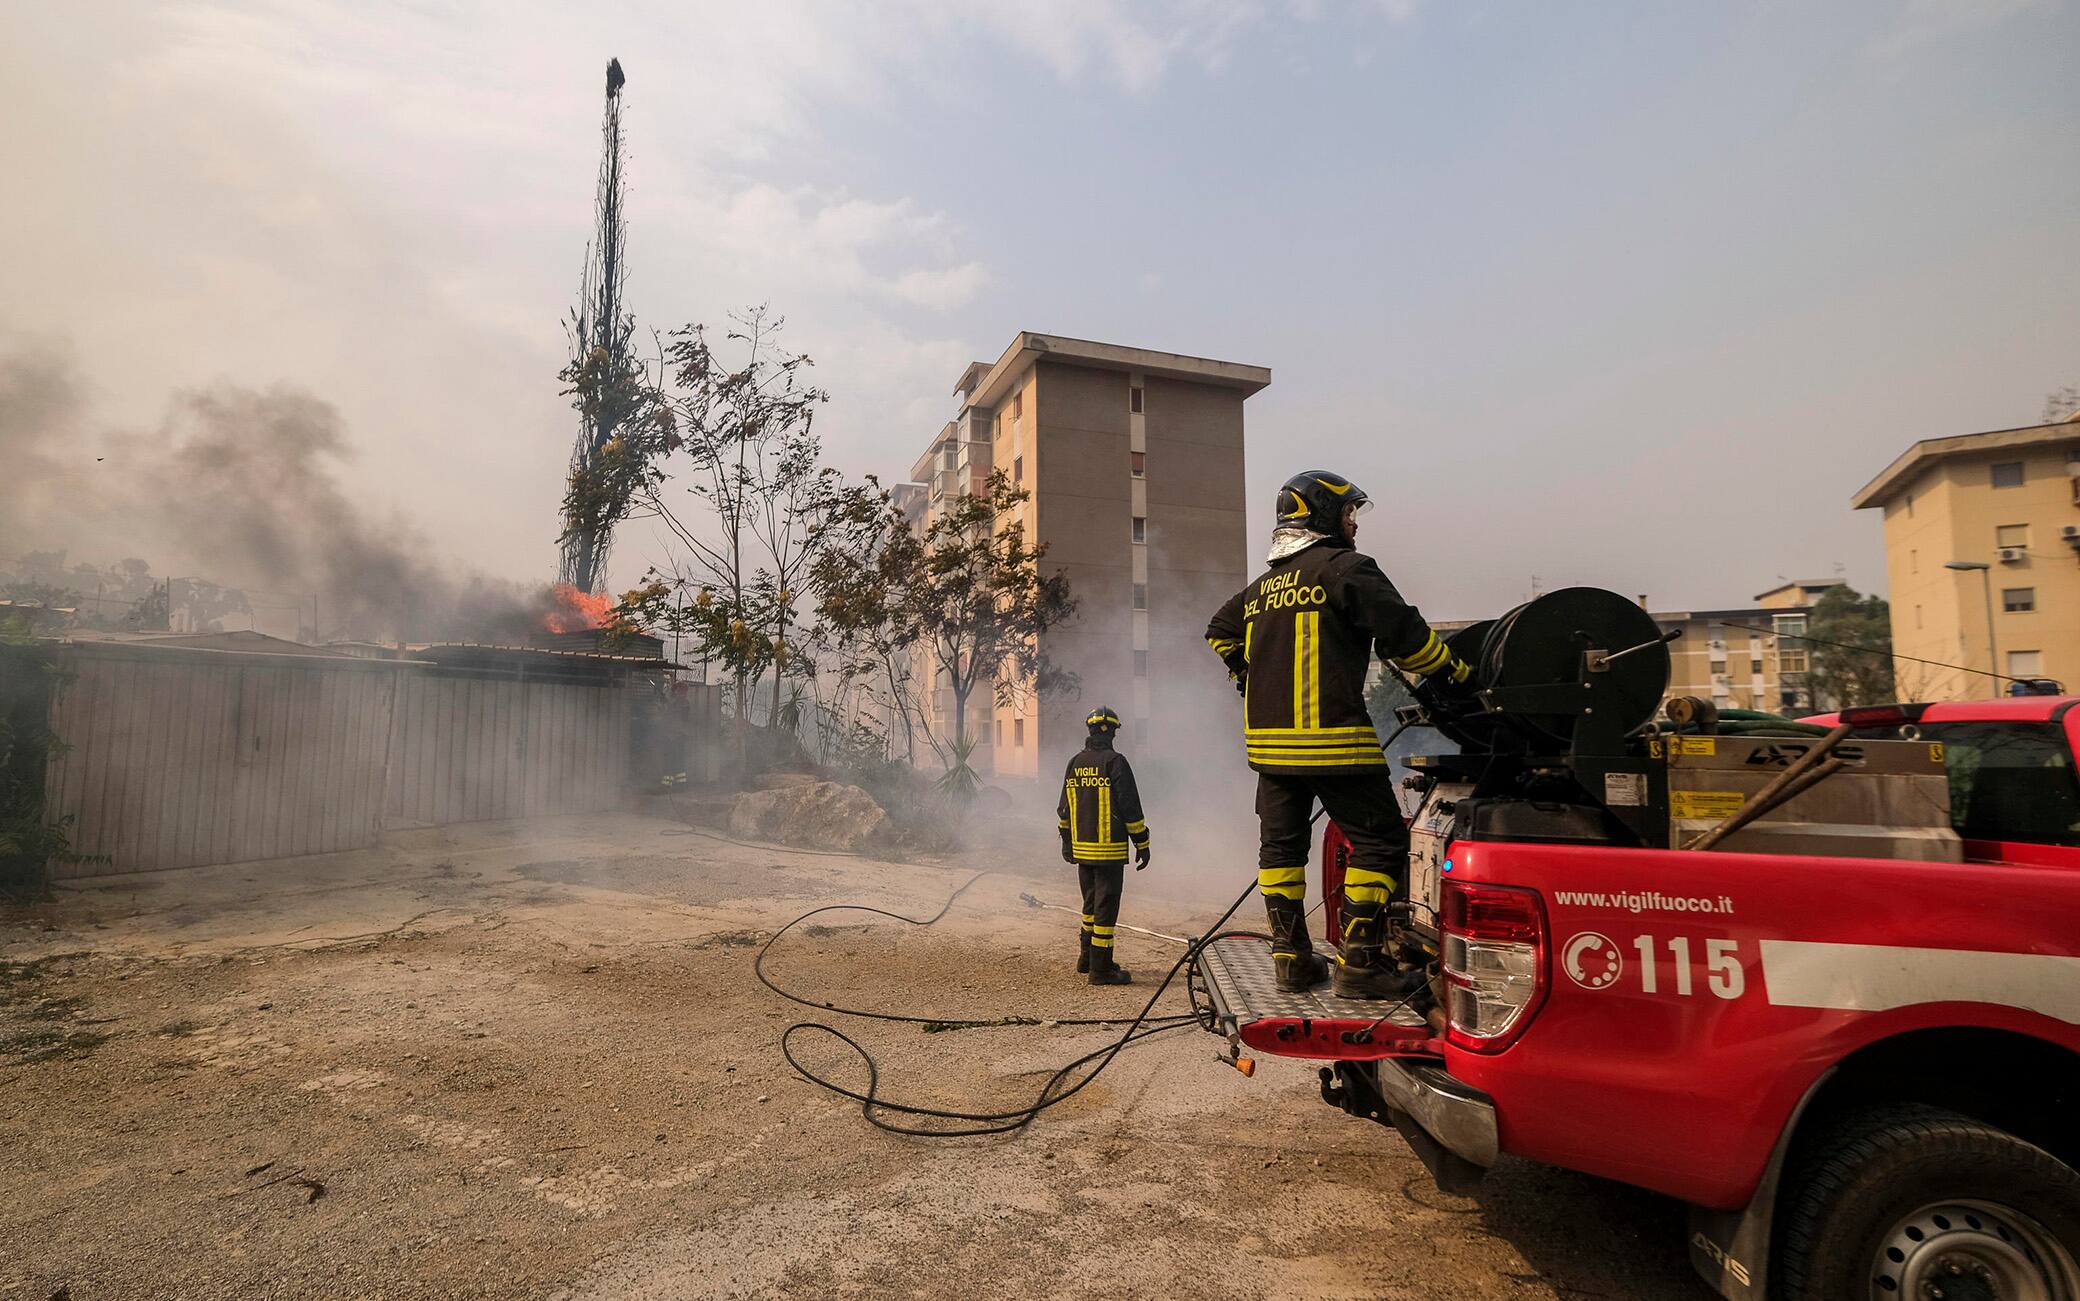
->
<box><xmin>1775</xmin><ymin>1103</ymin><xmax>2080</xmax><ymax>1301</ymax></box>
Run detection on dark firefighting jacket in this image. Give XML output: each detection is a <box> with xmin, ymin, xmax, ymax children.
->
<box><xmin>1056</xmin><ymin>743</ymin><xmax>1149</xmax><ymax>864</ymax></box>
<box><xmin>1205</xmin><ymin>536</ymin><xmax>1463</xmax><ymax>775</ymax></box>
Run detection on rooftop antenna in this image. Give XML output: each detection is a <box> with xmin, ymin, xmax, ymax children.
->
<box><xmin>558</xmin><ymin>58</ymin><xmax>632</xmax><ymax>594</ymax></box>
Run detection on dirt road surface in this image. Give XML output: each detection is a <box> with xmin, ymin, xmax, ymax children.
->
<box><xmin>0</xmin><ymin>814</ymin><xmax>1713</xmax><ymax>1299</ymax></box>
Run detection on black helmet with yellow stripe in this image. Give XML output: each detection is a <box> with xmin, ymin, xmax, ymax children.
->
<box><xmin>1275</xmin><ymin>470</ymin><xmax>1370</xmax><ymax>536</ymax></box>
<box><xmin>1085</xmin><ymin>705</ymin><xmax>1122</xmax><ymax>738</ymax></box>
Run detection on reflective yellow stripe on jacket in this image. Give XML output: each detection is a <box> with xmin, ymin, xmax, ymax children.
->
<box><xmin>1244</xmin><ymin>724</ymin><xmax>1385</xmax><ymax>767</ymax></box>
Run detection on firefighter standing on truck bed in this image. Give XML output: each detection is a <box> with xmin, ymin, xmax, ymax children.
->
<box><xmin>1056</xmin><ymin>706</ymin><xmax>1151</xmax><ymax>986</ymax></box>
<box><xmin>1204</xmin><ymin>470</ymin><xmax>1474</xmax><ymax>998</ymax></box>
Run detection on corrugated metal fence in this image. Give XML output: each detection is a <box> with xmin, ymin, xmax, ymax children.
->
<box><xmin>382</xmin><ymin>673</ymin><xmax>630</xmax><ymax>828</ymax></box>
<box><xmin>40</xmin><ymin>643</ymin><xmax>645</xmax><ymax>878</ymax></box>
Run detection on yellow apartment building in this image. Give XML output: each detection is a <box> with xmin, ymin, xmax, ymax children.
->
<box><xmin>1853</xmin><ymin>416</ymin><xmax>2080</xmax><ymax>699</ymax></box>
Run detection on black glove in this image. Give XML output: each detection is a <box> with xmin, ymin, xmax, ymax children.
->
<box><xmin>1134</xmin><ymin>844</ymin><xmax>1151</xmax><ymax>872</ymax></box>
<box><xmin>1232</xmin><ymin>673</ymin><xmax>1247</xmax><ymax>698</ymax></box>
<box><xmin>1060</xmin><ymin>829</ymin><xmax>1076</xmax><ymax>864</ymax></box>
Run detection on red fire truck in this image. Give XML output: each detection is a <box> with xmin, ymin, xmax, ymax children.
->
<box><xmin>1193</xmin><ymin>591</ymin><xmax>2080</xmax><ymax>1300</ymax></box>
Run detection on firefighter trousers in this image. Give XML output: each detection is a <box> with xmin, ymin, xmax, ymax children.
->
<box><xmin>1254</xmin><ymin>771</ymin><xmax>1410</xmax><ymax>910</ymax></box>
<box><xmin>1077</xmin><ymin>861</ymin><xmax>1125</xmax><ymax>957</ymax></box>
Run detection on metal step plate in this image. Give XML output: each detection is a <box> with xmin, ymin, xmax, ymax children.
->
<box><xmin>1195</xmin><ymin>936</ymin><xmax>1436</xmax><ymax>1062</ymax></box>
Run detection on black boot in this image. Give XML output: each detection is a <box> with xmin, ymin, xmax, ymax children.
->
<box><xmin>1331</xmin><ymin>903</ymin><xmax>1422</xmax><ymax>1000</ymax></box>
<box><xmin>1087</xmin><ymin>947</ymin><xmax>1132</xmax><ymax>985</ymax></box>
<box><xmin>1076</xmin><ymin>930</ymin><xmax>1091</xmax><ymax>975</ymax></box>
<box><xmin>1264</xmin><ymin>895</ymin><xmax>1327</xmax><ymax>993</ymax></box>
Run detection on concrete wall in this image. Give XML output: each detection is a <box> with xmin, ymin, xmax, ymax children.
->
<box><xmin>1141</xmin><ymin>373</ymin><xmax>1250</xmax><ymax>775</ymax></box>
<box><xmin>1882</xmin><ymin>445</ymin><xmax>2080</xmax><ymax>698</ymax></box>
<box><xmin>1029</xmin><ymin>362</ymin><xmax>1136</xmax><ymax>781</ymax></box>
<box><xmin>1008</xmin><ymin>362</ymin><xmax>1251</xmax><ymax>787</ymax></box>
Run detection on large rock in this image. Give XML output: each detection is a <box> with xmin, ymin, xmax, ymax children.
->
<box><xmin>728</xmin><ymin>781</ymin><xmax>889</xmax><ymax>852</ymax></box>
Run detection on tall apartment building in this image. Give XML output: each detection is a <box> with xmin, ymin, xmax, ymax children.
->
<box><xmin>1854</xmin><ymin>415</ymin><xmax>2080</xmax><ymax>698</ymax></box>
<box><xmin>898</xmin><ymin>332</ymin><xmax>1270</xmax><ymax>781</ymax></box>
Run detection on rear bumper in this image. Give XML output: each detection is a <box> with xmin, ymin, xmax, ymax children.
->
<box><xmin>1323</xmin><ymin>1056</ymin><xmax>1498</xmax><ymax>1195</ymax></box>
<box><xmin>1373</xmin><ymin>1057</ymin><xmax>1500</xmax><ymax>1168</ymax></box>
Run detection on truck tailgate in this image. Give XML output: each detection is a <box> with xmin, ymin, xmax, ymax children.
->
<box><xmin>1194</xmin><ymin>936</ymin><xmax>1436</xmax><ymax>1061</ymax></box>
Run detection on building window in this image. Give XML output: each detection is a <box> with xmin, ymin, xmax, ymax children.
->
<box><xmin>1997</xmin><ymin>524</ymin><xmax>2029</xmax><ymax>549</ymax></box>
<box><xmin>994</xmin><ymin>719</ymin><xmax>1003</xmax><ymax>747</ymax></box>
<box><xmin>1131</xmin><ymin>451</ymin><xmax>1145</xmax><ymax>478</ymax></box>
<box><xmin>1991</xmin><ymin>461</ymin><xmax>2025</xmax><ymax>488</ymax></box>
<box><xmin>2004</xmin><ymin>587</ymin><xmax>2036</xmax><ymax>613</ymax></box>
<box><xmin>1133</xmin><ymin>650</ymin><xmax>1148</xmax><ymax>677</ymax></box>
<box><xmin>1133</xmin><ymin>583</ymin><xmax>1147</xmax><ymax>611</ymax></box>
<box><xmin>1014</xmin><ymin>718</ymin><xmax>1025</xmax><ymax>748</ymax></box>
<box><xmin>1130</xmin><ymin>386</ymin><xmax>1143</xmax><ymax>414</ymax></box>
<box><xmin>1011</xmin><ymin>392</ymin><xmax>1023</xmax><ymax>421</ymax></box>
<box><xmin>1013</xmin><ymin>455</ymin><xmax>1023</xmax><ymax>485</ymax></box>
<box><xmin>1916</xmin><ymin>604</ymin><xmax>1923</xmax><ymax>629</ymax></box>
<box><xmin>2009</xmin><ymin>650</ymin><xmax>2044</xmax><ymax>677</ymax></box>
<box><xmin>1774</xmin><ymin>614</ymin><xmax>1808</xmax><ymax>674</ymax></box>
<box><xmin>1751</xmin><ymin>659</ymin><xmax>1763</xmax><ymax>674</ymax></box>
<box><xmin>1910</xmin><ymin>549</ymin><xmax>1918</xmax><ymax>574</ymax></box>
<box><xmin>1131</xmin><ymin>516</ymin><xmax>1146</xmax><ymax>543</ymax></box>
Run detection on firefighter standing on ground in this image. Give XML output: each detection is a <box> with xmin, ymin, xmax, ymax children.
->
<box><xmin>1056</xmin><ymin>706</ymin><xmax>1151</xmax><ymax>986</ymax></box>
<box><xmin>1205</xmin><ymin>470</ymin><xmax>1473</xmax><ymax>998</ymax></box>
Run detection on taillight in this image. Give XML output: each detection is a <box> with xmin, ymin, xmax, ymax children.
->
<box><xmin>1440</xmin><ymin>880</ymin><xmax>1547</xmax><ymax>1053</ymax></box>
<box><xmin>1838</xmin><ymin>702</ymin><xmax>1929</xmax><ymax>727</ymax></box>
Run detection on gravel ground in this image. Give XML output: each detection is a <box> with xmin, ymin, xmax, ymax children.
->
<box><xmin>0</xmin><ymin>813</ymin><xmax>1713</xmax><ymax>1300</ymax></box>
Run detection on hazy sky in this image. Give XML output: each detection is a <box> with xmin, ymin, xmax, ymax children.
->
<box><xmin>4</xmin><ymin>1</ymin><xmax>2076</xmax><ymax>620</ymax></box>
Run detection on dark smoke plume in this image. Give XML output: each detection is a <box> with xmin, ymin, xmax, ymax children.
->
<box><xmin>0</xmin><ymin>332</ymin><xmax>550</xmax><ymax>644</ymax></box>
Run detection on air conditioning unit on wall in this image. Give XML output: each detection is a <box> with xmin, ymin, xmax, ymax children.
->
<box><xmin>1998</xmin><ymin>547</ymin><xmax>2026</xmax><ymax>563</ymax></box>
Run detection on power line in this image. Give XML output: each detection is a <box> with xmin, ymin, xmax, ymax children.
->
<box><xmin>1721</xmin><ymin>621</ymin><xmax>2027</xmax><ymax>686</ymax></box>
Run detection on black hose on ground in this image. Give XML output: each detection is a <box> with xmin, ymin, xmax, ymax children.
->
<box><xmin>752</xmin><ymin>872</ymin><xmax>1197</xmax><ymax>1031</ymax></box>
<box><xmin>770</xmin><ymin>875</ymin><xmax>1261</xmax><ymax>1137</ymax></box>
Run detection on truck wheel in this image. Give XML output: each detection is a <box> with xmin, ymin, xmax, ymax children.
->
<box><xmin>1776</xmin><ymin>1104</ymin><xmax>2080</xmax><ymax>1301</ymax></box>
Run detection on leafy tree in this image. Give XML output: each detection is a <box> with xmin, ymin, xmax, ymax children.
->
<box><xmin>811</xmin><ymin>471</ymin><xmax>1077</xmax><ymax>775</ymax></box>
<box><xmin>908</xmin><ymin>472</ymin><xmax>1078</xmax><ymax>753</ymax></box>
<box><xmin>0</xmin><ymin>628</ymin><xmax>103</xmax><ymax>897</ymax></box>
<box><xmin>613</xmin><ymin>309</ymin><xmax>832</xmax><ymax>738</ymax></box>
<box><xmin>1802</xmin><ymin>585</ymin><xmax>1897</xmax><ymax>709</ymax></box>
<box><xmin>807</xmin><ymin>479</ymin><xmax>934</xmax><ymax>764</ymax></box>
<box><xmin>1364</xmin><ymin>666</ymin><xmax>1414</xmax><ymax>734</ymax></box>
<box><xmin>2044</xmin><ymin>382</ymin><xmax>2079</xmax><ymax>425</ymax></box>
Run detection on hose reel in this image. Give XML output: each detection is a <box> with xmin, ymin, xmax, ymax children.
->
<box><xmin>1426</xmin><ymin>587</ymin><xmax>1674</xmax><ymax>757</ymax></box>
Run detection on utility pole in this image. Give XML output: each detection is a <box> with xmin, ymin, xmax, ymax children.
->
<box><xmin>1944</xmin><ymin>560</ymin><xmax>1998</xmax><ymax>698</ymax></box>
<box><xmin>558</xmin><ymin>58</ymin><xmax>631</xmax><ymax>595</ymax></box>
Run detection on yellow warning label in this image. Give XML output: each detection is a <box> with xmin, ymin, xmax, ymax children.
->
<box><xmin>1675</xmin><ymin>737</ymin><xmax>1717</xmax><ymax>757</ymax></box>
<box><xmin>1671</xmin><ymin>790</ymin><xmax>1747</xmax><ymax>820</ymax></box>
<box><xmin>1929</xmin><ymin>742</ymin><xmax>1946</xmax><ymax>764</ymax></box>
<box><xmin>1647</xmin><ymin>739</ymin><xmax>1665</xmax><ymax>759</ymax></box>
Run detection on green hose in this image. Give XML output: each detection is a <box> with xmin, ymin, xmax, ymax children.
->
<box><xmin>1651</xmin><ymin>708</ymin><xmax>1830</xmax><ymax>739</ymax></box>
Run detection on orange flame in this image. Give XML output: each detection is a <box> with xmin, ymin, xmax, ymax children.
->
<box><xmin>542</xmin><ymin>583</ymin><xmax>614</xmax><ymax>633</ymax></box>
